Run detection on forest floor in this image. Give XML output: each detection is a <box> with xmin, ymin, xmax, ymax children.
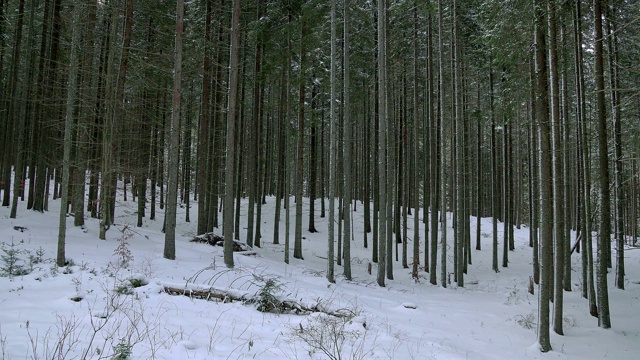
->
<box><xmin>1</xmin><ymin>188</ymin><xmax>639</xmax><ymax>359</ymax></box>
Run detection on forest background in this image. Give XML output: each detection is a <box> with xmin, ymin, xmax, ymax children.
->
<box><xmin>1</xmin><ymin>0</ymin><xmax>640</xmax><ymax>354</ymax></box>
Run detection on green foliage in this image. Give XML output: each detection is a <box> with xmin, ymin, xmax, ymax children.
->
<box><xmin>115</xmin><ymin>283</ymin><xmax>134</xmax><ymax>296</ymax></box>
<box><xmin>28</xmin><ymin>247</ymin><xmax>45</xmax><ymax>266</ymax></box>
<box><xmin>128</xmin><ymin>278</ymin><xmax>146</xmax><ymax>288</ymax></box>
<box><xmin>252</xmin><ymin>276</ymin><xmax>284</xmax><ymax>313</ymax></box>
<box><xmin>112</xmin><ymin>338</ymin><xmax>132</xmax><ymax>360</ymax></box>
<box><xmin>0</xmin><ymin>242</ymin><xmax>30</xmax><ymax>278</ymax></box>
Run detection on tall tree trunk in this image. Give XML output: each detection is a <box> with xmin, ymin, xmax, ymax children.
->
<box><xmin>223</xmin><ymin>0</ymin><xmax>242</xmax><ymax>268</ymax></box>
<box><xmin>607</xmin><ymin>5</ymin><xmax>624</xmax><ymax>290</ymax></box>
<box><xmin>428</xmin><ymin>8</ymin><xmax>438</xmax><ymax>284</ymax></box>
<box><xmin>327</xmin><ymin>0</ymin><xmax>337</xmax><ymax>283</ymax></box>
<box><xmin>57</xmin><ymin>0</ymin><xmax>83</xmax><ymax>267</ymax></box>
<box><xmin>247</xmin><ymin>1</ymin><xmax>264</xmax><ymax>247</ymax></box>
<box><xmin>273</xmin><ymin>14</ymin><xmax>290</xmax><ymax>246</ymax></box>
<box><xmin>100</xmin><ymin>0</ymin><xmax>133</xmax><ymax>239</ymax></box>
<box><xmin>453</xmin><ymin>0</ymin><xmax>464</xmax><ymax>287</ymax></box>
<box><xmin>530</xmin><ymin>92</ymin><xmax>540</xmax><ymax>286</ymax></box>
<box><xmin>548</xmin><ymin>0</ymin><xmax>564</xmax><ymax>336</ymax></box>
<box><xmin>573</xmin><ymin>0</ymin><xmax>597</xmax><ymax>315</ymax></box>
<box><xmin>490</xmin><ymin>53</ymin><xmax>499</xmax><ymax>273</ymax></box>
<box><xmin>8</xmin><ymin>0</ymin><xmax>26</xmax><ymax>216</ymax></box>
<box><xmin>308</xmin><ymin>76</ymin><xmax>318</xmax><ymax>234</ymax></box>
<box><xmin>534</xmin><ymin>0</ymin><xmax>552</xmax><ymax>351</ymax></box>
<box><xmin>197</xmin><ymin>0</ymin><xmax>213</xmax><ymax>235</ymax></box>
<box><xmin>164</xmin><ymin>0</ymin><xmax>184</xmax><ymax>260</ymax></box>
<box><xmin>594</xmin><ymin>0</ymin><xmax>611</xmax><ymax>329</ymax></box>
<box><xmin>376</xmin><ymin>0</ymin><xmax>388</xmax><ymax>287</ymax></box>
<box><xmin>73</xmin><ymin>1</ymin><xmax>98</xmax><ymax>228</ymax></box>
<box><xmin>411</xmin><ymin>0</ymin><xmax>420</xmax><ymax>280</ymax></box>
<box><xmin>342</xmin><ymin>0</ymin><xmax>352</xmax><ymax>279</ymax></box>
<box><xmin>294</xmin><ymin>18</ymin><xmax>306</xmax><ymax>260</ymax></box>
<box><xmin>437</xmin><ymin>0</ymin><xmax>447</xmax><ymax>288</ymax></box>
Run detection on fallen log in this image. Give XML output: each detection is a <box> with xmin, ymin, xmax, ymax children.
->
<box><xmin>162</xmin><ymin>285</ymin><xmax>351</xmax><ymax>318</ymax></box>
<box><xmin>163</xmin><ymin>286</ymin><xmax>245</xmax><ymax>302</ymax></box>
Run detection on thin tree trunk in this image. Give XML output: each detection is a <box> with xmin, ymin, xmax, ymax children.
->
<box><xmin>8</xmin><ymin>0</ymin><xmax>26</xmax><ymax>217</ymax></box>
<box><xmin>534</xmin><ymin>0</ymin><xmax>552</xmax><ymax>351</ymax></box>
<box><xmin>412</xmin><ymin>1</ymin><xmax>420</xmax><ymax>279</ymax></box>
<box><xmin>437</xmin><ymin>0</ymin><xmax>447</xmax><ymax>288</ymax></box>
<box><xmin>376</xmin><ymin>0</ymin><xmax>388</xmax><ymax>287</ymax></box>
<box><xmin>342</xmin><ymin>0</ymin><xmax>352</xmax><ymax>279</ymax></box>
<box><xmin>490</xmin><ymin>53</ymin><xmax>499</xmax><ymax>273</ymax></box>
<box><xmin>428</xmin><ymin>9</ymin><xmax>438</xmax><ymax>283</ymax></box>
<box><xmin>197</xmin><ymin>0</ymin><xmax>213</xmax><ymax>235</ymax></box>
<box><xmin>164</xmin><ymin>0</ymin><xmax>184</xmax><ymax>260</ymax></box>
<box><xmin>294</xmin><ymin>18</ymin><xmax>306</xmax><ymax>260</ymax></box>
<box><xmin>548</xmin><ymin>0</ymin><xmax>564</xmax><ymax>335</ymax></box>
<box><xmin>328</xmin><ymin>0</ymin><xmax>337</xmax><ymax>281</ymax></box>
<box><xmin>57</xmin><ymin>1</ymin><xmax>83</xmax><ymax>267</ymax></box>
<box><xmin>308</xmin><ymin>76</ymin><xmax>318</xmax><ymax>233</ymax></box>
<box><xmin>223</xmin><ymin>0</ymin><xmax>242</xmax><ymax>268</ymax></box>
<box><xmin>594</xmin><ymin>0</ymin><xmax>611</xmax><ymax>329</ymax></box>
<box><xmin>607</xmin><ymin>6</ymin><xmax>624</xmax><ymax>290</ymax></box>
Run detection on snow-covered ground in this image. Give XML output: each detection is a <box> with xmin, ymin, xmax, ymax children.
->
<box><xmin>1</xmin><ymin>188</ymin><xmax>638</xmax><ymax>359</ymax></box>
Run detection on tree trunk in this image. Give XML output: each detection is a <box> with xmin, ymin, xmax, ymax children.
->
<box><xmin>548</xmin><ymin>0</ymin><xmax>564</xmax><ymax>335</ymax></box>
<box><xmin>327</xmin><ymin>0</ymin><xmax>337</xmax><ymax>282</ymax></box>
<box><xmin>197</xmin><ymin>0</ymin><xmax>213</xmax><ymax>235</ymax></box>
<box><xmin>8</xmin><ymin>0</ymin><xmax>26</xmax><ymax>217</ymax></box>
<box><xmin>376</xmin><ymin>0</ymin><xmax>388</xmax><ymax>287</ymax></box>
<box><xmin>223</xmin><ymin>0</ymin><xmax>242</xmax><ymax>268</ymax></box>
<box><xmin>57</xmin><ymin>0</ymin><xmax>83</xmax><ymax>267</ymax></box>
<box><xmin>342</xmin><ymin>0</ymin><xmax>352</xmax><ymax>279</ymax></box>
<box><xmin>164</xmin><ymin>0</ymin><xmax>185</xmax><ymax>260</ymax></box>
<box><xmin>534</xmin><ymin>0</ymin><xmax>552</xmax><ymax>351</ymax></box>
<box><xmin>294</xmin><ymin>18</ymin><xmax>306</xmax><ymax>260</ymax></box>
<box><xmin>607</xmin><ymin>5</ymin><xmax>624</xmax><ymax>290</ymax></box>
<box><xmin>437</xmin><ymin>0</ymin><xmax>447</xmax><ymax>288</ymax></box>
<box><xmin>411</xmin><ymin>1</ymin><xmax>420</xmax><ymax>279</ymax></box>
<box><xmin>594</xmin><ymin>0</ymin><xmax>611</xmax><ymax>329</ymax></box>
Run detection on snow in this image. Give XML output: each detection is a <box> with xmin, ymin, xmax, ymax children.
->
<box><xmin>1</xmin><ymin>187</ymin><xmax>639</xmax><ymax>359</ymax></box>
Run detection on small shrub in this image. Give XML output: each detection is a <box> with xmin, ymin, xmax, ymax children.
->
<box><xmin>128</xmin><ymin>277</ymin><xmax>147</xmax><ymax>288</ymax></box>
<box><xmin>63</xmin><ymin>265</ymin><xmax>74</xmax><ymax>274</ymax></box>
<box><xmin>291</xmin><ymin>313</ymin><xmax>372</xmax><ymax>360</ymax></box>
<box><xmin>28</xmin><ymin>247</ymin><xmax>46</xmax><ymax>270</ymax></box>
<box><xmin>115</xmin><ymin>283</ymin><xmax>134</xmax><ymax>296</ymax></box>
<box><xmin>0</xmin><ymin>242</ymin><xmax>29</xmax><ymax>278</ymax></box>
<box><xmin>252</xmin><ymin>277</ymin><xmax>283</xmax><ymax>313</ymax></box>
<box><xmin>516</xmin><ymin>313</ymin><xmax>536</xmax><ymax>330</ymax></box>
<box><xmin>114</xmin><ymin>226</ymin><xmax>134</xmax><ymax>268</ymax></box>
<box><xmin>112</xmin><ymin>338</ymin><xmax>132</xmax><ymax>360</ymax></box>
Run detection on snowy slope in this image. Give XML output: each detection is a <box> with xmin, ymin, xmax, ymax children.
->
<box><xmin>1</xmin><ymin>189</ymin><xmax>638</xmax><ymax>359</ymax></box>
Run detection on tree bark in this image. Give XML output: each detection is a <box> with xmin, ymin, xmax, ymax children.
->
<box><xmin>594</xmin><ymin>0</ymin><xmax>611</xmax><ymax>329</ymax></box>
<box><xmin>57</xmin><ymin>0</ymin><xmax>83</xmax><ymax>266</ymax></box>
<box><xmin>534</xmin><ymin>0</ymin><xmax>552</xmax><ymax>351</ymax></box>
<box><xmin>376</xmin><ymin>0</ymin><xmax>388</xmax><ymax>287</ymax></box>
<box><xmin>223</xmin><ymin>0</ymin><xmax>242</xmax><ymax>268</ymax></box>
<box><xmin>342</xmin><ymin>0</ymin><xmax>352</xmax><ymax>279</ymax></box>
<box><xmin>164</xmin><ymin>0</ymin><xmax>185</xmax><ymax>260</ymax></box>
<box><xmin>548</xmin><ymin>0</ymin><xmax>564</xmax><ymax>335</ymax></box>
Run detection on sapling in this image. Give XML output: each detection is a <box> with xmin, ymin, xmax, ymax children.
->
<box><xmin>114</xmin><ymin>225</ymin><xmax>134</xmax><ymax>268</ymax></box>
<box><xmin>0</xmin><ymin>241</ymin><xmax>27</xmax><ymax>278</ymax></box>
